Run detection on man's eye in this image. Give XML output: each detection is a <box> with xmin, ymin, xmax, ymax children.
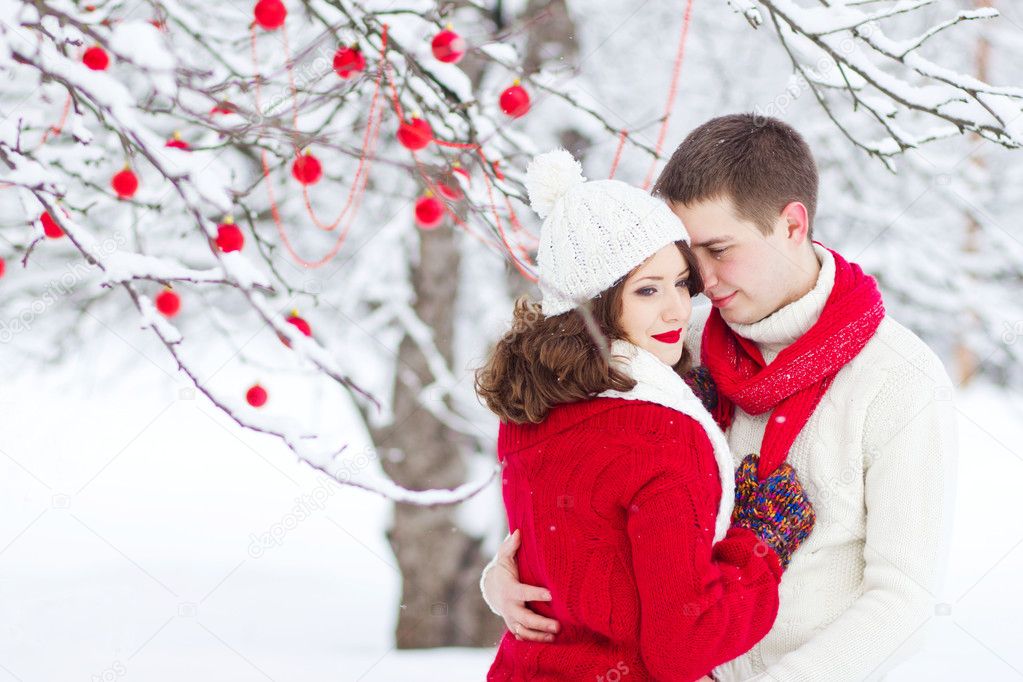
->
<box><xmin>709</xmin><ymin>247</ymin><xmax>727</xmax><ymax>256</ymax></box>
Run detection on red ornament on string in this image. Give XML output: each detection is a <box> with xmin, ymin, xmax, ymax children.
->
<box><xmin>431</xmin><ymin>26</ymin><xmax>466</xmax><ymax>64</ymax></box>
<box><xmin>246</xmin><ymin>384</ymin><xmax>268</xmax><ymax>407</ymax></box>
<box><xmin>397</xmin><ymin>117</ymin><xmax>433</xmax><ymax>151</ymax></box>
<box><xmin>0</xmin><ymin>258</ymin><xmax>5</xmax><ymax>279</ymax></box>
<box><xmin>165</xmin><ymin>131</ymin><xmax>189</xmax><ymax>150</ymax></box>
<box><xmin>155</xmin><ymin>288</ymin><xmax>181</xmax><ymax>317</ymax></box>
<box><xmin>111</xmin><ymin>167</ymin><xmax>139</xmax><ymax>199</ymax></box>
<box><xmin>215</xmin><ymin>217</ymin><xmax>244</xmax><ymax>252</ymax></box>
<box><xmin>333</xmin><ymin>46</ymin><xmax>366</xmax><ymax>79</ymax></box>
<box><xmin>436</xmin><ymin>181</ymin><xmax>462</xmax><ymax>201</ymax></box>
<box><xmin>414</xmin><ymin>194</ymin><xmax>444</xmax><ymax>230</ymax></box>
<box><xmin>82</xmin><ymin>46</ymin><xmax>110</xmax><ymax>71</ymax></box>
<box><xmin>254</xmin><ymin>0</ymin><xmax>286</xmax><ymax>30</ymax></box>
<box><xmin>279</xmin><ymin>310</ymin><xmax>312</xmax><ymax>347</ymax></box>
<box><xmin>292</xmin><ymin>152</ymin><xmax>322</xmax><ymax>185</ymax></box>
<box><xmin>210</xmin><ymin>103</ymin><xmax>236</xmax><ymax>115</ymax></box>
<box><xmin>40</xmin><ymin>212</ymin><xmax>65</xmax><ymax>239</ymax></box>
<box><xmin>499</xmin><ymin>80</ymin><xmax>530</xmax><ymax>118</ymax></box>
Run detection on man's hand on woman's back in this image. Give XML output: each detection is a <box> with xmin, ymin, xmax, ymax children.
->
<box><xmin>482</xmin><ymin>530</ymin><xmax>561</xmax><ymax>642</ymax></box>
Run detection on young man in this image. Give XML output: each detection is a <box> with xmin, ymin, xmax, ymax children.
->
<box><xmin>481</xmin><ymin>114</ymin><xmax>957</xmax><ymax>681</ymax></box>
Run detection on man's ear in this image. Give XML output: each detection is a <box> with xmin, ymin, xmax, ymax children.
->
<box><xmin>780</xmin><ymin>201</ymin><xmax>810</xmax><ymax>244</ymax></box>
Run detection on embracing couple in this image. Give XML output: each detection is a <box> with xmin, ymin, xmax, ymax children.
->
<box><xmin>474</xmin><ymin>115</ymin><xmax>957</xmax><ymax>681</ymax></box>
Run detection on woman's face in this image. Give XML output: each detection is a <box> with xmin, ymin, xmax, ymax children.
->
<box><xmin>618</xmin><ymin>244</ymin><xmax>693</xmax><ymax>366</ymax></box>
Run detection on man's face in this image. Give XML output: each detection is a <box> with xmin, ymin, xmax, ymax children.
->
<box><xmin>669</xmin><ymin>195</ymin><xmax>813</xmax><ymax>325</ymax></box>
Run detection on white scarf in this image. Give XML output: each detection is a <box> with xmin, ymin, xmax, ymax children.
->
<box><xmin>598</xmin><ymin>339</ymin><xmax>734</xmax><ymax>543</ymax></box>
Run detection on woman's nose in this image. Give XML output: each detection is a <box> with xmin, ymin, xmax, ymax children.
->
<box><xmin>664</xmin><ymin>290</ymin><xmax>692</xmax><ymax>324</ymax></box>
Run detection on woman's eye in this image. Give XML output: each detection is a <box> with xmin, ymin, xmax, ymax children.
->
<box><xmin>676</xmin><ymin>279</ymin><xmax>689</xmax><ymax>289</ymax></box>
<box><xmin>636</xmin><ymin>287</ymin><xmax>656</xmax><ymax>296</ymax></box>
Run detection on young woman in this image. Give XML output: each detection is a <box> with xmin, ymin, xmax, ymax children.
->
<box><xmin>475</xmin><ymin>150</ymin><xmax>816</xmax><ymax>681</ymax></box>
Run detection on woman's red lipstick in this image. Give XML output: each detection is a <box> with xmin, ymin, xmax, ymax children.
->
<box><xmin>651</xmin><ymin>328</ymin><xmax>683</xmax><ymax>344</ymax></box>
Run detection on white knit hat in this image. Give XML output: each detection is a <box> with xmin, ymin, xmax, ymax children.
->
<box><xmin>526</xmin><ymin>149</ymin><xmax>690</xmax><ymax>317</ymax></box>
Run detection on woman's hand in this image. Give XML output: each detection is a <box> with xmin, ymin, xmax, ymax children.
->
<box><xmin>483</xmin><ymin>530</ymin><xmax>561</xmax><ymax>642</ymax></box>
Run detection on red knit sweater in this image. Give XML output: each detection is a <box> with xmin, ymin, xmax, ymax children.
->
<box><xmin>487</xmin><ymin>397</ymin><xmax>782</xmax><ymax>682</ymax></box>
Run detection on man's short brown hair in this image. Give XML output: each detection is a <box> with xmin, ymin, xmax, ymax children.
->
<box><xmin>652</xmin><ymin>113</ymin><xmax>818</xmax><ymax>236</ymax></box>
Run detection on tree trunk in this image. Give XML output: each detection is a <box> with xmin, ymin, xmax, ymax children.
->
<box><xmin>368</xmin><ymin>224</ymin><xmax>505</xmax><ymax>648</ymax></box>
<box><xmin>956</xmin><ymin>0</ymin><xmax>992</xmax><ymax>385</ymax></box>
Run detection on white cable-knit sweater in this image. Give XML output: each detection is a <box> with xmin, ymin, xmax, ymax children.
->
<box><xmin>701</xmin><ymin>245</ymin><xmax>958</xmax><ymax>682</ymax></box>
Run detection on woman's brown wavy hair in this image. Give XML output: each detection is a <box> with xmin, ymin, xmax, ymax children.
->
<box><xmin>476</xmin><ymin>241</ymin><xmax>704</xmax><ymax>424</ymax></box>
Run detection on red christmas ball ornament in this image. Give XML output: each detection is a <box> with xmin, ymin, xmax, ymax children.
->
<box><xmin>292</xmin><ymin>152</ymin><xmax>322</xmax><ymax>185</ymax></box>
<box><xmin>397</xmin><ymin>117</ymin><xmax>433</xmax><ymax>151</ymax></box>
<box><xmin>332</xmin><ymin>46</ymin><xmax>366</xmax><ymax>79</ymax></box>
<box><xmin>215</xmin><ymin>216</ymin><xmax>244</xmax><ymax>253</ymax></box>
<box><xmin>436</xmin><ymin>181</ymin><xmax>462</xmax><ymax>201</ymax></box>
<box><xmin>414</xmin><ymin>194</ymin><xmax>445</xmax><ymax>230</ymax></box>
<box><xmin>279</xmin><ymin>310</ymin><xmax>312</xmax><ymax>347</ymax></box>
<box><xmin>0</xmin><ymin>258</ymin><xmax>5</xmax><ymax>279</ymax></box>
<box><xmin>82</xmin><ymin>46</ymin><xmax>110</xmax><ymax>71</ymax></box>
<box><xmin>165</xmin><ymin>131</ymin><xmax>189</xmax><ymax>150</ymax></box>
<box><xmin>40</xmin><ymin>211</ymin><xmax>65</xmax><ymax>239</ymax></box>
<box><xmin>210</xmin><ymin>103</ymin><xmax>236</xmax><ymax>115</ymax></box>
<box><xmin>155</xmin><ymin>288</ymin><xmax>181</xmax><ymax>318</ymax></box>
<box><xmin>254</xmin><ymin>0</ymin><xmax>286</xmax><ymax>30</ymax></box>
<box><xmin>111</xmin><ymin>167</ymin><xmax>139</xmax><ymax>199</ymax></box>
<box><xmin>499</xmin><ymin>80</ymin><xmax>531</xmax><ymax>118</ymax></box>
<box><xmin>431</xmin><ymin>26</ymin><xmax>466</xmax><ymax>64</ymax></box>
<box><xmin>246</xmin><ymin>384</ymin><xmax>268</xmax><ymax>407</ymax></box>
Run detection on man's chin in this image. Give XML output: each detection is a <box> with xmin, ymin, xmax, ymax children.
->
<box><xmin>719</xmin><ymin>304</ymin><xmax>760</xmax><ymax>326</ymax></box>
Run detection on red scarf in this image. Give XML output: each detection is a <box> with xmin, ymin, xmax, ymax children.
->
<box><xmin>701</xmin><ymin>246</ymin><xmax>885</xmax><ymax>481</ymax></box>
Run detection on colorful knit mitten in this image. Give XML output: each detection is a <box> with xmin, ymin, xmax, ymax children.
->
<box><xmin>731</xmin><ymin>452</ymin><xmax>760</xmax><ymax>524</ymax></box>
<box><xmin>731</xmin><ymin>454</ymin><xmax>816</xmax><ymax>570</ymax></box>
<box><xmin>682</xmin><ymin>365</ymin><xmax>718</xmax><ymax>413</ymax></box>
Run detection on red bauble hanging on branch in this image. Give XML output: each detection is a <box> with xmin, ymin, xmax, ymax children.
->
<box><xmin>431</xmin><ymin>26</ymin><xmax>466</xmax><ymax>64</ymax></box>
<box><xmin>165</xmin><ymin>131</ymin><xmax>189</xmax><ymax>150</ymax></box>
<box><xmin>111</xmin><ymin>167</ymin><xmax>139</xmax><ymax>199</ymax></box>
<box><xmin>452</xmin><ymin>163</ymin><xmax>470</xmax><ymax>184</ymax></box>
<box><xmin>397</xmin><ymin>117</ymin><xmax>433</xmax><ymax>151</ymax></box>
<box><xmin>292</xmin><ymin>152</ymin><xmax>322</xmax><ymax>185</ymax></box>
<box><xmin>333</xmin><ymin>46</ymin><xmax>366</xmax><ymax>79</ymax></box>
<box><xmin>279</xmin><ymin>310</ymin><xmax>312</xmax><ymax>347</ymax></box>
<box><xmin>82</xmin><ymin>46</ymin><xmax>110</xmax><ymax>71</ymax></box>
<box><xmin>254</xmin><ymin>0</ymin><xmax>286</xmax><ymax>30</ymax></box>
<box><xmin>246</xmin><ymin>383</ymin><xmax>268</xmax><ymax>407</ymax></box>
<box><xmin>155</xmin><ymin>288</ymin><xmax>181</xmax><ymax>318</ymax></box>
<box><xmin>414</xmin><ymin>194</ymin><xmax>444</xmax><ymax>230</ymax></box>
<box><xmin>436</xmin><ymin>181</ymin><xmax>462</xmax><ymax>202</ymax></box>
<box><xmin>499</xmin><ymin>80</ymin><xmax>531</xmax><ymax>118</ymax></box>
<box><xmin>0</xmin><ymin>258</ymin><xmax>5</xmax><ymax>279</ymax></box>
<box><xmin>40</xmin><ymin>212</ymin><xmax>65</xmax><ymax>239</ymax></box>
<box><xmin>215</xmin><ymin>217</ymin><xmax>244</xmax><ymax>252</ymax></box>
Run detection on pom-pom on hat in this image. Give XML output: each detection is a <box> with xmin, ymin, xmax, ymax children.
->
<box><xmin>526</xmin><ymin>149</ymin><xmax>690</xmax><ymax>317</ymax></box>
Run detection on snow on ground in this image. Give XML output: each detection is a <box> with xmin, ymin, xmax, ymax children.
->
<box><xmin>1</xmin><ymin>324</ymin><xmax>1021</xmax><ymax>680</ymax></box>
